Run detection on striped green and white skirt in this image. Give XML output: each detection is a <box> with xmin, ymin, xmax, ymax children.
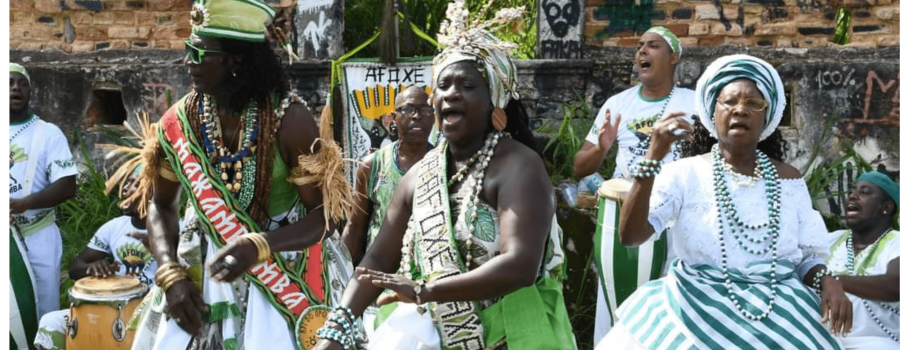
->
<box><xmin>612</xmin><ymin>259</ymin><xmax>843</xmax><ymax>350</ymax></box>
<box><xmin>10</xmin><ymin>228</ymin><xmax>39</xmax><ymax>350</ymax></box>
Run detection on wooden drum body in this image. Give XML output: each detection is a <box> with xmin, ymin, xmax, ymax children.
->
<box><xmin>593</xmin><ymin>178</ymin><xmax>668</xmax><ymax>317</ymax></box>
<box><xmin>66</xmin><ymin>275</ymin><xmax>148</xmax><ymax>350</ymax></box>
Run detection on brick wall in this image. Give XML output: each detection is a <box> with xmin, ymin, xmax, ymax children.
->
<box><xmin>9</xmin><ymin>0</ymin><xmax>295</xmax><ymax>53</ymax></box>
<box><xmin>584</xmin><ymin>0</ymin><xmax>899</xmax><ymax>49</ymax></box>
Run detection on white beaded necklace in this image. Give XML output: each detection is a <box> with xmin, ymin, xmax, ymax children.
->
<box><xmin>723</xmin><ymin>161</ymin><xmax>765</xmax><ymax>188</ymax></box>
<box><xmin>713</xmin><ymin>144</ymin><xmax>781</xmax><ymax>321</ymax></box>
<box><xmin>625</xmin><ymin>87</ymin><xmax>674</xmax><ymax>178</ymax></box>
<box><xmin>846</xmin><ymin>228</ymin><xmax>900</xmax><ymax>342</ymax></box>
<box><xmin>449</xmin><ymin>131</ymin><xmax>508</xmax><ymax>270</ymax></box>
<box><xmin>10</xmin><ymin>116</ymin><xmax>37</xmax><ymax>142</ymax></box>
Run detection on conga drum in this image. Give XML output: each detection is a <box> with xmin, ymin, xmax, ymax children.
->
<box><xmin>593</xmin><ymin>179</ymin><xmax>667</xmax><ymax>319</ymax></box>
<box><xmin>66</xmin><ymin>275</ymin><xmax>148</xmax><ymax>350</ymax></box>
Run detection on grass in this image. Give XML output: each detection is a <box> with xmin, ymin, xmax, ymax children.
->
<box><xmin>537</xmin><ymin>95</ymin><xmax>616</xmax><ymax>184</ymax></box>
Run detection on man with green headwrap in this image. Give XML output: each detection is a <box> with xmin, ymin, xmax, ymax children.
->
<box><xmin>826</xmin><ymin>171</ymin><xmax>899</xmax><ymax>349</ymax></box>
<box><xmin>9</xmin><ymin>62</ymin><xmax>78</xmax><ymax>350</ymax></box>
<box><xmin>571</xmin><ymin>26</ymin><xmax>697</xmax><ymax>346</ymax></box>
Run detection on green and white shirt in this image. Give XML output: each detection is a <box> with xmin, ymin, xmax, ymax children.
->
<box><xmin>827</xmin><ymin>229</ymin><xmax>900</xmax><ymax>341</ymax></box>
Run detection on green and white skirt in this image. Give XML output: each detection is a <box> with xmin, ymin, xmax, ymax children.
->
<box><xmin>604</xmin><ymin>259</ymin><xmax>843</xmax><ymax>350</ymax></box>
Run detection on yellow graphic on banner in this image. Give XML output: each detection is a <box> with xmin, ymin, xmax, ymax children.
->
<box><xmin>353</xmin><ymin>84</ymin><xmax>432</xmax><ymax>120</ymax></box>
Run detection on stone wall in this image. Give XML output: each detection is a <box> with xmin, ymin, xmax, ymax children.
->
<box><xmin>9</xmin><ymin>0</ymin><xmax>297</xmax><ymax>52</ymax></box>
<box><xmin>583</xmin><ymin>0</ymin><xmax>899</xmax><ymax>49</ymax></box>
<box><xmin>9</xmin><ymin>49</ymin><xmax>330</xmax><ymax>173</ymax></box>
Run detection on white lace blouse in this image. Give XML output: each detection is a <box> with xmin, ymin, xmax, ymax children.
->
<box><xmin>647</xmin><ymin>155</ymin><xmax>829</xmax><ymax>271</ymax></box>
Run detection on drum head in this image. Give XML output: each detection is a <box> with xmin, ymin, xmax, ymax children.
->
<box><xmin>70</xmin><ymin>275</ymin><xmax>148</xmax><ymax>301</ymax></box>
<box><xmin>599</xmin><ymin>178</ymin><xmax>633</xmax><ymax>201</ymax></box>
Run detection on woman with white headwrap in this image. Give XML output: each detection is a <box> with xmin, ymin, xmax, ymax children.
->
<box><xmin>597</xmin><ymin>54</ymin><xmax>852</xmax><ymax>349</ymax></box>
<box><xmin>312</xmin><ymin>1</ymin><xmax>575</xmax><ymax>349</ymax></box>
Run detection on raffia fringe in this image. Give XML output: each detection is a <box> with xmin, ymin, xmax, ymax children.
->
<box><xmin>100</xmin><ymin>111</ymin><xmax>177</xmax><ymax>217</ymax></box>
<box><xmin>288</xmin><ymin>138</ymin><xmax>355</xmax><ymax>235</ymax></box>
<box><xmin>286</xmin><ymin>99</ymin><xmax>356</xmax><ymax>236</ymax></box>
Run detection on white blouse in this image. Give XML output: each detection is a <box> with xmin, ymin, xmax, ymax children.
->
<box><xmin>647</xmin><ymin>155</ymin><xmax>829</xmax><ymax>270</ymax></box>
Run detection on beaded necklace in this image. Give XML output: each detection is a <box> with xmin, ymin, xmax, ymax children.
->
<box><xmin>199</xmin><ymin>95</ymin><xmax>259</xmax><ymax>207</ymax></box>
<box><xmin>845</xmin><ymin>228</ymin><xmax>900</xmax><ymax>342</ymax></box>
<box><xmin>452</xmin><ymin>131</ymin><xmax>507</xmax><ymax>271</ymax></box>
<box><xmin>10</xmin><ymin>116</ymin><xmax>37</xmax><ymax>142</ymax></box>
<box><xmin>395</xmin><ymin>131</ymin><xmax>508</xmax><ymax>279</ymax></box>
<box><xmin>723</xmin><ymin>161</ymin><xmax>765</xmax><ymax>188</ymax></box>
<box><xmin>712</xmin><ymin>144</ymin><xmax>782</xmax><ymax>321</ymax></box>
<box><xmin>625</xmin><ymin>87</ymin><xmax>674</xmax><ymax>178</ymax></box>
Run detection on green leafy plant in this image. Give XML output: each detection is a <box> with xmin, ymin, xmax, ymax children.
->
<box><xmin>57</xmin><ymin>129</ymin><xmax>125</xmax><ymax>306</ymax></box>
<box><xmin>800</xmin><ymin>111</ymin><xmax>874</xmax><ymax>231</ymax></box>
<box><xmin>344</xmin><ymin>0</ymin><xmax>536</xmax><ymax>59</ymax></box>
<box><xmin>537</xmin><ymin>95</ymin><xmax>603</xmax><ymax>183</ymax></box>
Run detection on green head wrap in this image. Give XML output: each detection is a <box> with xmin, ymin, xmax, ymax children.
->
<box><xmin>645</xmin><ymin>26</ymin><xmax>681</xmax><ymax>58</ymax></box>
<box><xmin>10</xmin><ymin>63</ymin><xmax>30</xmax><ymax>84</ymax></box>
<box><xmin>857</xmin><ymin>171</ymin><xmax>899</xmax><ymax>208</ymax></box>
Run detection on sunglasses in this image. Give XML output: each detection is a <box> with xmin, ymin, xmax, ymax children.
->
<box><xmin>184</xmin><ymin>40</ymin><xmax>227</xmax><ymax>64</ymax></box>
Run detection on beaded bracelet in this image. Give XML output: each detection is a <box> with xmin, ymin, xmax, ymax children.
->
<box><xmin>327</xmin><ymin>312</ymin><xmax>354</xmax><ymax>336</ymax></box>
<box><xmin>316</xmin><ymin>326</ymin><xmax>353</xmax><ymax>349</ymax></box>
<box><xmin>630</xmin><ymin>159</ymin><xmax>663</xmax><ymax>179</ymax></box>
<box><xmin>333</xmin><ymin>305</ymin><xmax>358</xmax><ymax>325</ymax></box>
<box><xmin>812</xmin><ymin>268</ymin><xmax>839</xmax><ymax>295</ymax></box>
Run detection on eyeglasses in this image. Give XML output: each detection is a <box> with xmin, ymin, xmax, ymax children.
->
<box><xmin>184</xmin><ymin>40</ymin><xmax>227</xmax><ymax>64</ymax></box>
<box><xmin>716</xmin><ymin>97</ymin><xmax>768</xmax><ymax>112</ymax></box>
<box><xmin>396</xmin><ymin>105</ymin><xmax>435</xmax><ymax>117</ymax></box>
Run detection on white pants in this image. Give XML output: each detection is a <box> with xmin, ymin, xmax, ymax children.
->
<box><xmin>25</xmin><ymin>224</ymin><xmax>63</xmax><ymax>318</ymax></box>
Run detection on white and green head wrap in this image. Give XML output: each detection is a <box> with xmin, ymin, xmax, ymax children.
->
<box><xmin>190</xmin><ymin>0</ymin><xmax>275</xmax><ymax>42</ymax></box>
<box><xmin>10</xmin><ymin>63</ymin><xmax>30</xmax><ymax>84</ymax></box>
<box><xmin>695</xmin><ymin>54</ymin><xmax>786</xmax><ymax>141</ymax></box>
<box><xmin>433</xmin><ymin>0</ymin><xmax>524</xmax><ymax>109</ymax></box>
<box><xmin>645</xmin><ymin>26</ymin><xmax>681</xmax><ymax>58</ymax></box>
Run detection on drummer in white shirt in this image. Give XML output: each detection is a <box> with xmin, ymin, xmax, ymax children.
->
<box><xmin>33</xmin><ymin>174</ymin><xmax>162</xmax><ymax>350</ymax></box>
<box><xmin>572</xmin><ymin>26</ymin><xmax>697</xmax><ymax>346</ymax></box>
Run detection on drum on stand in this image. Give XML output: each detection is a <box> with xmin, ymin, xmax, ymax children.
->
<box><xmin>593</xmin><ymin>178</ymin><xmax>667</xmax><ymax>321</ymax></box>
<box><xmin>66</xmin><ymin>275</ymin><xmax>148</xmax><ymax>350</ymax></box>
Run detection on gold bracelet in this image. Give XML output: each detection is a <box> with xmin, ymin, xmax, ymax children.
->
<box><xmin>245</xmin><ymin>233</ymin><xmax>271</xmax><ymax>264</ymax></box>
<box><xmin>155</xmin><ymin>268</ymin><xmax>185</xmax><ymax>289</ymax></box>
<box><xmin>154</xmin><ymin>265</ymin><xmax>181</xmax><ymax>286</ymax></box>
<box><xmin>154</xmin><ymin>262</ymin><xmax>186</xmax><ymax>288</ymax></box>
<box><xmin>155</xmin><ymin>262</ymin><xmax>181</xmax><ymax>276</ymax></box>
<box><xmin>162</xmin><ymin>274</ymin><xmax>187</xmax><ymax>292</ymax></box>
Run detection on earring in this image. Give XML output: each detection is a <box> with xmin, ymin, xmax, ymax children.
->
<box><xmin>232</xmin><ymin>71</ymin><xmax>237</xmax><ymax>77</ymax></box>
<box><xmin>491</xmin><ymin>107</ymin><xmax>507</xmax><ymax>131</ymax></box>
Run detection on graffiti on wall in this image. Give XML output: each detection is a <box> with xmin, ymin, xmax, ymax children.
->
<box><xmin>591</xmin><ymin>0</ymin><xmax>654</xmax><ymax>39</ymax></box>
<box><xmin>292</xmin><ymin>0</ymin><xmax>342</xmax><ymax>59</ymax></box>
<box><xmin>538</xmin><ymin>0</ymin><xmax>583</xmax><ymax>59</ymax></box>
<box><xmin>798</xmin><ymin>64</ymin><xmax>899</xmax><ymax>137</ymax></box>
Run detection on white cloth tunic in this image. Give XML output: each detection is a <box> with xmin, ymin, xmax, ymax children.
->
<box><xmin>10</xmin><ymin>116</ymin><xmax>77</xmax><ymax>318</ymax></box>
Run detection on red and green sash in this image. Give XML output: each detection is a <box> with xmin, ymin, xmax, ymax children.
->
<box><xmin>156</xmin><ymin>98</ymin><xmax>327</xmax><ymax>330</ymax></box>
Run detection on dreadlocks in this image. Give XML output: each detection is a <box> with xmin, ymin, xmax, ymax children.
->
<box><xmin>184</xmin><ymin>37</ymin><xmax>288</xmax><ymax>226</ymax></box>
